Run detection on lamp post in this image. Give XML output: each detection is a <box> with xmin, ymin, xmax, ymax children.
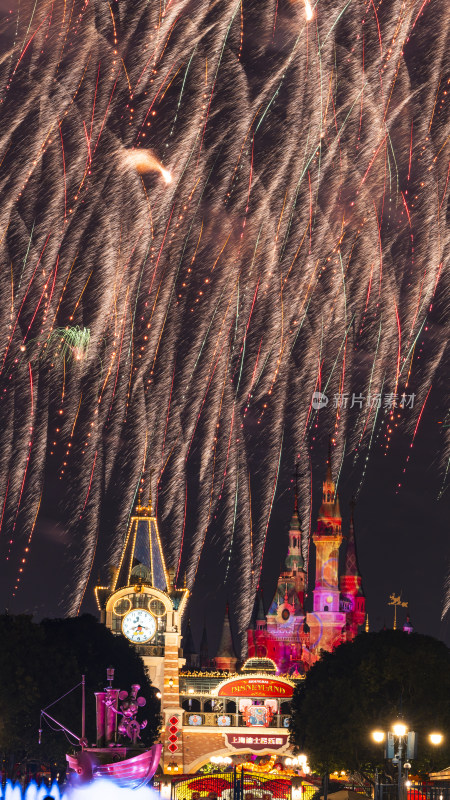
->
<box><xmin>389</xmin><ymin>723</ymin><xmax>407</xmax><ymax>800</ymax></box>
<box><xmin>371</xmin><ymin>723</ymin><xmax>410</xmax><ymax>800</ymax></box>
<box><xmin>371</xmin><ymin>725</ymin><xmax>443</xmax><ymax>800</ymax></box>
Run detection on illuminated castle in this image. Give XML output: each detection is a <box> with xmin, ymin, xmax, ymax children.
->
<box><xmin>245</xmin><ymin>448</ymin><xmax>366</xmax><ymax>672</ymax></box>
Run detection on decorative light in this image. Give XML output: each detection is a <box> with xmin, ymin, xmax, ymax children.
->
<box><xmin>429</xmin><ymin>733</ymin><xmax>443</xmax><ymax>745</ymax></box>
<box><xmin>393</xmin><ymin>723</ymin><xmax>407</xmax><ymax>737</ymax></box>
<box><xmin>188</xmin><ymin>688</ymin><xmax>194</xmax><ymax>694</ymax></box>
<box><xmin>168</xmin><ymin>677</ymin><xmax>174</xmax><ymax>688</ymax></box>
<box><xmin>372</xmin><ymin>730</ymin><xmax>385</xmax><ymax>743</ymax></box>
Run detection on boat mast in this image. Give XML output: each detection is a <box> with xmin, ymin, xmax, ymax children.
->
<box><xmin>82</xmin><ymin>675</ymin><xmax>86</xmax><ymax>748</ymax></box>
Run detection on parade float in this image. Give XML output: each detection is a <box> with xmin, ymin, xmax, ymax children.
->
<box><xmin>39</xmin><ymin>669</ymin><xmax>161</xmax><ymax>789</ymax></box>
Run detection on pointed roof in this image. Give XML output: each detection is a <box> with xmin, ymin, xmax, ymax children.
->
<box><xmin>216</xmin><ymin>605</ymin><xmax>237</xmax><ymax>659</ymax></box>
<box><xmin>326</xmin><ymin>434</ymin><xmax>333</xmax><ymax>483</ymax></box>
<box><xmin>248</xmin><ymin>591</ymin><xmax>265</xmax><ymax>630</ymax></box>
<box><xmin>113</xmin><ymin>487</ymin><xmax>169</xmax><ymax>593</ymax></box>
<box><xmin>317</xmin><ymin>437</ymin><xmax>342</xmax><ymax>525</ymax></box>
<box><xmin>255</xmin><ymin>590</ymin><xmax>265</xmax><ymax>622</ymax></box>
<box><xmin>200</xmin><ymin>619</ymin><xmax>209</xmax><ymax>655</ymax></box>
<box><xmin>183</xmin><ymin>617</ymin><xmax>196</xmax><ymax>659</ymax></box>
<box><xmin>290</xmin><ymin>464</ymin><xmax>302</xmax><ymax>532</ymax></box>
<box><xmin>344</xmin><ymin>498</ymin><xmax>361</xmax><ymax>577</ymax></box>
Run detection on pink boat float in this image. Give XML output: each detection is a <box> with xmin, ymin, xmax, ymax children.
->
<box><xmin>40</xmin><ymin>669</ymin><xmax>162</xmax><ymax>788</ymax></box>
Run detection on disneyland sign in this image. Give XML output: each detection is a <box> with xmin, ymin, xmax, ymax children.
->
<box><xmin>217</xmin><ymin>677</ymin><xmax>294</xmax><ymax>698</ymax></box>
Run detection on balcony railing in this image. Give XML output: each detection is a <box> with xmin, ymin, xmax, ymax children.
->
<box><xmin>182</xmin><ymin>711</ymin><xmax>290</xmax><ymax>729</ymax></box>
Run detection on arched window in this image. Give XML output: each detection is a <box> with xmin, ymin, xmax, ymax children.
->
<box><xmin>183</xmin><ymin>697</ymin><xmax>200</xmax><ymax>712</ymax></box>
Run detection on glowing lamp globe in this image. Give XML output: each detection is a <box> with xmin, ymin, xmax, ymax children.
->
<box><xmin>372</xmin><ymin>731</ymin><xmax>385</xmax><ymax>743</ymax></box>
<box><xmin>429</xmin><ymin>733</ymin><xmax>443</xmax><ymax>745</ymax></box>
<box><xmin>393</xmin><ymin>723</ymin><xmax>407</xmax><ymax>737</ymax></box>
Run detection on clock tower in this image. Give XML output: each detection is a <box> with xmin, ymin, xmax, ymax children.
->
<box><xmin>95</xmin><ymin>489</ymin><xmax>188</xmax><ymax>773</ymax></box>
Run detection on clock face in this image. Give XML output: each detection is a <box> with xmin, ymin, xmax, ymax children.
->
<box><xmin>122</xmin><ymin>609</ymin><xmax>156</xmax><ymax>644</ymax></box>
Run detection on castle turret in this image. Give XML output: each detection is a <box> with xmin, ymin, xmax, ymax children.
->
<box><xmin>307</xmin><ymin>442</ymin><xmax>346</xmax><ymax>652</ymax></box>
<box><xmin>214</xmin><ymin>606</ymin><xmax>238</xmax><ymax>672</ymax></box>
<box><xmin>182</xmin><ymin>617</ymin><xmax>199</xmax><ymax>669</ymax></box>
<box><xmin>199</xmin><ymin>621</ymin><xmax>211</xmax><ymax>669</ymax></box>
<box><xmin>282</xmin><ymin>483</ymin><xmax>306</xmax><ymax>606</ymax></box>
<box><xmin>339</xmin><ymin>498</ymin><xmax>366</xmax><ymax>638</ymax></box>
<box><xmin>255</xmin><ymin>590</ymin><xmax>267</xmax><ymax>631</ymax></box>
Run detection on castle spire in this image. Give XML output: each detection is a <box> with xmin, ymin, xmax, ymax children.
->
<box><xmin>339</xmin><ymin>497</ymin><xmax>365</xmax><ymax>641</ymax></box>
<box><xmin>200</xmin><ymin>620</ymin><xmax>210</xmax><ymax>669</ymax></box>
<box><xmin>286</xmin><ymin>467</ymin><xmax>305</xmax><ymax>576</ymax></box>
<box><xmin>214</xmin><ymin>605</ymin><xmax>238</xmax><ymax>672</ymax></box>
<box><xmin>136</xmin><ymin>468</ymin><xmax>155</xmax><ymax>516</ymax></box>
<box><xmin>344</xmin><ymin>497</ymin><xmax>361</xmax><ymax>577</ymax></box>
<box><xmin>255</xmin><ymin>590</ymin><xmax>265</xmax><ymax>625</ymax></box>
<box><xmin>318</xmin><ymin>438</ymin><xmax>341</xmax><ymax>527</ymax></box>
<box><xmin>327</xmin><ymin>434</ymin><xmax>333</xmax><ymax>482</ymax></box>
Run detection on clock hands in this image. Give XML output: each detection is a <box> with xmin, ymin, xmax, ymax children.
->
<box><xmin>122</xmin><ymin>609</ymin><xmax>155</xmax><ymax>642</ymax></box>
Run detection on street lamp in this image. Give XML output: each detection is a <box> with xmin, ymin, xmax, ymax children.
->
<box><xmin>389</xmin><ymin>721</ymin><xmax>409</xmax><ymax>800</ymax></box>
<box><xmin>371</xmin><ymin>722</ymin><xmax>411</xmax><ymax>800</ymax></box>
<box><xmin>372</xmin><ymin>724</ymin><xmax>444</xmax><ymax>800</ymax></box>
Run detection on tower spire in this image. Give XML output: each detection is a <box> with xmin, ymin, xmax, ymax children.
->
<box><xmin>148</xmin><ymin>467</ymin><xmax>154</xmax><ymax>515</ymax></box>
<box><xmin>287</xmin><ymin>465</ymin><xmax>305</xmax><ymax>575</ymax></box>
<box><xmin>327</xmin><ymin>434</ymin><xmax>333</xmax><ymax>480</ymax></box>
<box><xmin>344</xmin><ymin>496</ymin><xmax>360</xmax><ymax>577</ymax></box>
<box><xmin>136</xmin><ymin>467</ymin><xmax>155</xmax><ymax>516</ymax></box>
<box><xmin>214</xmin><ymin>605</ymin><xmax>238</xmax><ymax>672</ymax></box>
<box><xmin>318</xmin><ymin>438</ymin><xmax>339</xmax><ymax>523</ymax></box>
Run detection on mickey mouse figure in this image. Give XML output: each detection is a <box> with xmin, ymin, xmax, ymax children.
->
<box><xmin>107</xmin><ymin>684</ymin><xmax>147</xmax><ymax>744</ymax></box>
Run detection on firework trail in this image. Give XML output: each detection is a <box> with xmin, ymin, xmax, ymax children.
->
<box><xmin>0</xmin><ymin>0</ymin><xmax>448</xmax><ymax>640</ymax></box>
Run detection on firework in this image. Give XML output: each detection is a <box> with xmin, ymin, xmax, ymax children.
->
<box><xmin>0</xmin><ymin>0</ymin><xmax>448</xmax><ymax>635</ymax></box>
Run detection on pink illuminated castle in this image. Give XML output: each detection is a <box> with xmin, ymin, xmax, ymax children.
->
<box><xmin>244</xmin><ymin>448</ymin><xmax>366</xmax><ymax>673</ymax></box>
